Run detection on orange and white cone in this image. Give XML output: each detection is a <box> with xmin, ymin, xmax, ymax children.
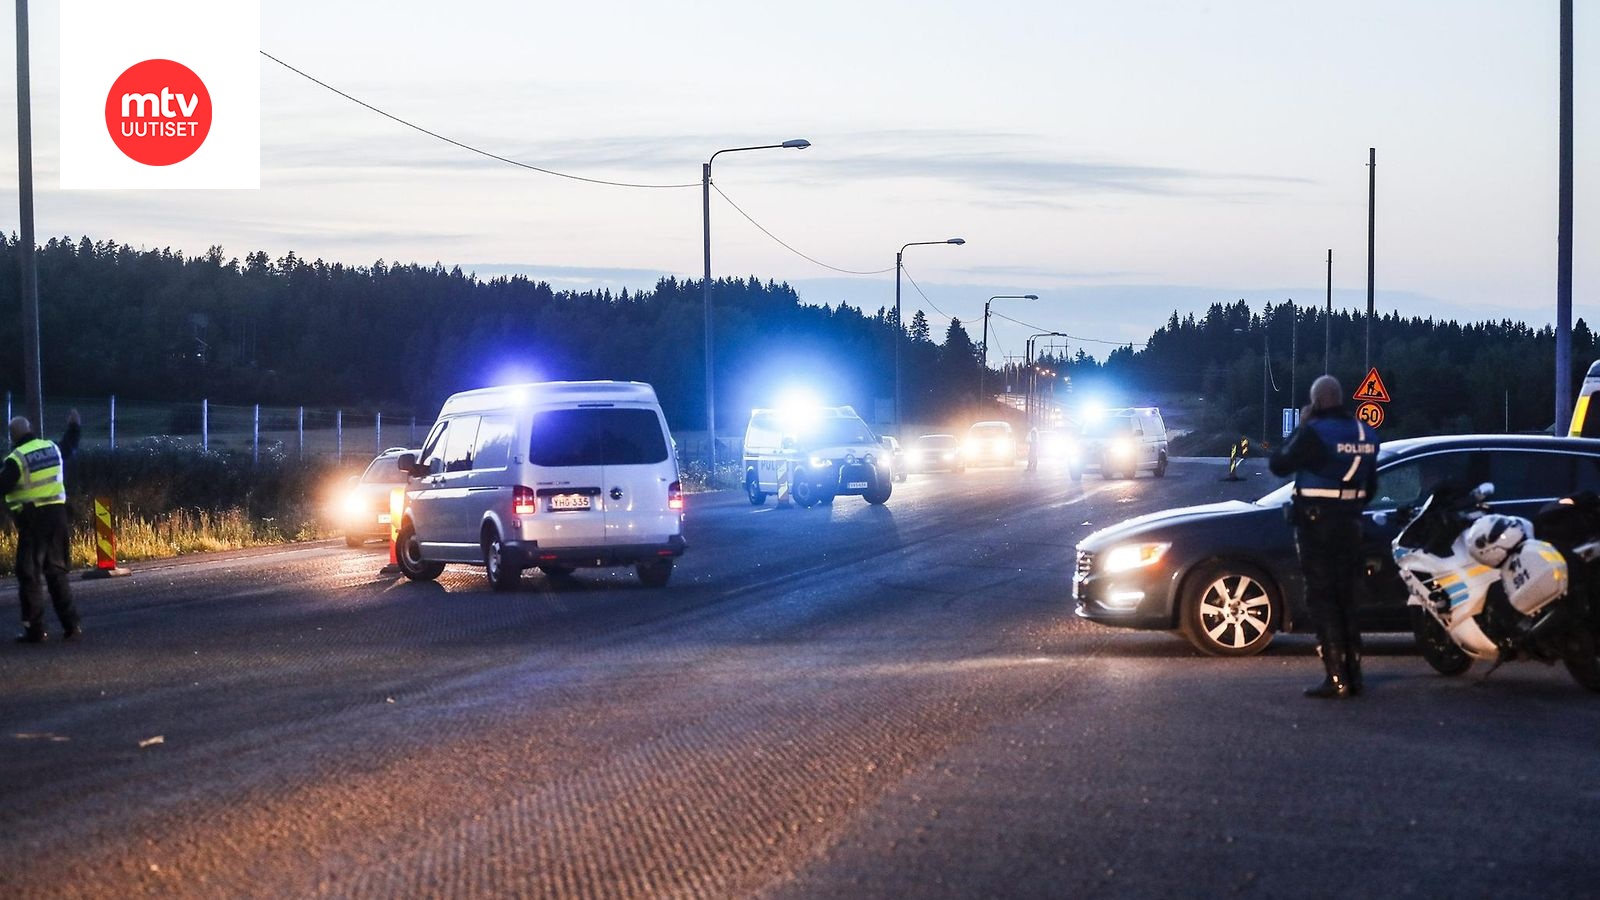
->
<box><xmin>380</xmin><ymin>487</ymin><xmax>404</xmax><ymax>575</ymax></box>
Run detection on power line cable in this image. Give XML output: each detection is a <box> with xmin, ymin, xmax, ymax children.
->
<box><xmin>710</xmin><ymin>184</ymin><xmax>895</xmax><ymax>276</ymax></box>
<box><xmin>989</xmin><ymin>311</ymin><xmax>1147</xmax><ymax>349</ymax></box>
<box><xmin>897</xmin><ymin>265</ymin><xmax>958</xmax><ymax>322</ymax></box>
<box><xmin>260</xmin><ymin>50</ymin><xmax>699</xmax><ymax>190</ymax></box>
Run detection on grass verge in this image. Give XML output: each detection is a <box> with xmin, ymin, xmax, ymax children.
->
<box><xmin>0</xmin><ymin>507</ymin><xmax>324</xmax><ymax>576</ymax></box>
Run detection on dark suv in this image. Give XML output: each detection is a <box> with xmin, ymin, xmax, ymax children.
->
<box><xmin>1074</xmin><ymin>435</ymin><xmax>1600</xmax><ymax>655</ymax></box>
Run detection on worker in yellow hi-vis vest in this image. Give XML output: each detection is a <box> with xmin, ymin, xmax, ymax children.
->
<box><xmin>3</xmin><ymin>410</ymin><xmax>82</xmax><ymax>643</ymax></box>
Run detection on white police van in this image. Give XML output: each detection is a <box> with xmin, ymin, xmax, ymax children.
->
<box><xmin>742</xmin><ymin>405</ymin><xmax>893</xmax><ymax>508</ymax></box>
<box><xmin>1069</xmin><ymin>406</ymin><xmax>1169</xmax><ymax>480</ymax></box>
<box><xmin>395</xmin><ymin>381</ymin><xmax>685</xmax><ymax>590</ymax></box>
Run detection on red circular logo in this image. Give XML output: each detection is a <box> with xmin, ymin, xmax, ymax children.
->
<box><xmin>104</xmin><ymin>59</ymin><xmax>211</xmax><ymax>166</ymax></box>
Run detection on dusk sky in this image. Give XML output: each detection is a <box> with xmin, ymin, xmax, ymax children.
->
<box><xmin>1</xmin><ymin>1</ymin><xmax>1595</xmax><ymax>358</ymax></box>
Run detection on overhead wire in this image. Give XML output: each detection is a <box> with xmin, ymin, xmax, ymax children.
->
<box><xmin>988</xmin><ymin>311</ymin><xmax>1148</xmax><ymax>349</ymax></box>
<box><xmin>710</xmin><ymin>184</ymin><xmax>895</xmax><ymax>276</ymax></box>
<box><xmin>260</xmin><ymin>50</ymin><xmax>700</xmax><ymax>189</ymax></box>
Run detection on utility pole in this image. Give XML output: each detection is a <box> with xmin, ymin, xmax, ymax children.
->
<box><xmin>14</xmin><ymin>0</ymin><xmax>42</xmax><ymax>426</ymax></box>
<box><xmin>1556</xmin><ymin>0</ymin><xmax>1574</xmax><ymax>435</ymax></box>
<box><xmin>1365</xmin><ymin>148</ymin><xmax>1376</xmax><ymax>372</ymax></box>
<box><xmin>1324</xmin><ymin>249</ymin><xmax>1332</xmax><ymax>374</ymax></box>
<box><xmin>1289</xmin><ymin>299</ymin><xmax>1297</xmax><ymax>412</ymax></box>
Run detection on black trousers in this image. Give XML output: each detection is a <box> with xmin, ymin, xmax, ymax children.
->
<box><xmin>1294</xmin><ymin>512</ymin><xmax>1363</xmax><ymax>658</ymax></box>
<box><xmin>14</xmin><ymin>504</ymin><xmax>79</xmax><ymax>633</ymax></box>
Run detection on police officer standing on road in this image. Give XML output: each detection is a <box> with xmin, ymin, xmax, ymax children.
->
<box><xmin>3</xmin><ymin>410</ymin><xmax>83</xmax><ymax>643</ymax></box>
<box><xmin>1269</xmin><ymin>376</ymin><xmax>1378</xmax><ymax>699</ymax></box>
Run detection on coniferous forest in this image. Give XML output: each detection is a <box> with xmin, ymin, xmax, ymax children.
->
<box><xmin>0</xmin><ymin>235</ymin><xmax>1592</xmax><ymax>450</ymax></box>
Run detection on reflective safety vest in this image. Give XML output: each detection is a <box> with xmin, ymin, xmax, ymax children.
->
<box><xmin>1293</xmin><ymin>416</ymin><xmax>1378</xmax><ymax>508</ymax></box>
<box><xmin>5</xmin><ymin>438</ymin><xmax>67</xmax><ymax>512</ymax></box>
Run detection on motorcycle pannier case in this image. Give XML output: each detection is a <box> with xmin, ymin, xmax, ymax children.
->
<box><xmin>1501</xmin><ymin>539</ymin><xmax>1568</xmax><ymax>615</ymax></box>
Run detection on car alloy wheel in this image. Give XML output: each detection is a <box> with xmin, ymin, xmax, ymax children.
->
<box><xmin>1182</xmin><ymin>564</ymin><xmax>1277</xmax><ymax>656</ymax></box>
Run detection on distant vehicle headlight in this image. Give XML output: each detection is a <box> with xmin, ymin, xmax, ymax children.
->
<box><xmin>942</xmin><ymin>451</ymin><xmax>956</xmax><ymax>461</ymax></box>
<box><xmin>1102</xmin><ymin>542</ymin><xmax>1171</xmax><ymax>573</ymax></box>
<box><xmin>1111</xmin><ymin>437</ymin><xmax>1135</xmax><ymax>457</ymax></box>
<box><xmin>809</xmin><ymin>456</ymin><xmax>833</xmax><ymax>469</ymax></box>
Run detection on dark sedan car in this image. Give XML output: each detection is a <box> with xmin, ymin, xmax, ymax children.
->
<box><xmin>1075</xmin><ymin>435</ymin><xmax>1600</xmax><ymax>655</ymax></box>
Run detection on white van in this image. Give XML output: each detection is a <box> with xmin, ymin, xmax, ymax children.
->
<box><xmin>1070</xmin><ymin>407</ymin><xmax>1169</xmax><ymax>480</ymax></box>
<box><xmin>742</xmin><ymin>406</ymin><xmax>893</xmax><ymax>508</ymax></box>
<box><xmin>395</xmin><ymin>381</ymin><xmax>685</xmax><ymax>590</ymax></box>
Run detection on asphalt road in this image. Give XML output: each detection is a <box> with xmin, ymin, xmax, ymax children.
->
<box><xmin>3</xmin><ymin>459</ymin><xmax>1598</xmax><ymax>899</ymax></box>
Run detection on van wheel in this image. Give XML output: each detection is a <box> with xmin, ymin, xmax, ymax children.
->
<box><xmin>1154</xmin><ymin>451</ymin><xmax>1169</xmax><ymax>478</ymax></box>
<box><xmin>637</xmin><ymin>559</ymin><xmax>674</xmax><ymax>587</ymax></box>
<box><xmin>746</xmin><ymin>471</ymin><xmax>766</xmax><ymax>506</ymax></box>
<box><xmin>792</xmin><ymin>472</ymin><xmax>819</xmax><ymax>508</ymax></box>
<box><xmin>483</xmin><ymin>527</ymin><xmax>522</xmax><ymax>591</ymax></box>
<box><xmin>396</xmin><ymin>521</ymin><xmax>444</xmax><ymax>581</ymax></box>
<box><xmin>864</xmin><ymin>479</ymin><xmax>892</xmax><ymax>505</ymax></box>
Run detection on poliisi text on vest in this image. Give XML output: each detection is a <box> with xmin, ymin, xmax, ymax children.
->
<box><xmin>1335</xmin><ymin>442</ymin><xmax>1377</xmax><ymax>455</ymax></box>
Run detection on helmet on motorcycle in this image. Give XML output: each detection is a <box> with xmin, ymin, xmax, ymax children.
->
<box><xmin>1465</xmin><ymin>514</ymin><xmax>1531</xmax><ymax>567</ymax></box>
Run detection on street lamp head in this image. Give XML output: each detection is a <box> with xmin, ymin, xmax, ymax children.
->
<box><xmin>782</xmin><ymin>139</ymin><xmax>811</xmax><ymax>149</ymax></box>
<box><xmin>1024</xmin><ymin>294</ymin><xmax>1038</xmax><ymax>300</ymax></box>
<box><xmin>947</xmin><ymin>238</ymin><xmax>966</xmax><ymax>245</ymax></box>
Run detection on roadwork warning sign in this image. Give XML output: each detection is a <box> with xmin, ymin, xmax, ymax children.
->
<box><xmin>1353</xmin><ymin>367</ymin><xmax>1391</xmax><ymax>403</ymax></box>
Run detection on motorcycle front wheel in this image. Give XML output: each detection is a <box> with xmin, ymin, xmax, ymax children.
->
<box><xmin>1562</xmin><ymin>628</ymin><xmax>1600</xmax><ymax>692</ymax></box>
<box><xmin>1411</xmin><ymin>608</ymin><xmax>1472</xmax><ymax>676</ymax></box>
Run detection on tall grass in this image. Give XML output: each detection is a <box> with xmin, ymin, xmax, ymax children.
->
<box><xmin>0</xmin><ymin>438</ymin><xmax>351</xmax><ymax>575</ymax></box>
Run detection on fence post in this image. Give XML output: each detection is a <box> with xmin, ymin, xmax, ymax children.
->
<box><xmin>336</xmin><ymin>410</ymin><xmax>343</xmax><ymax>462</ymax></box>
<box><xmin>4</xmin><ymin>391</ymin><xmax>9</xmax><ymax>427</ymax></box>
<box><xmin>252</xmin><ymin>403</ymin><xmax>260</xmax><ymax>466</ymax></box>
<box><xmin>297</xmin><ymin>406</ymin><xmax>304</xmax><ymax>461</ymax></box>
<box><xmin>109</xmin><ymin>394</ymin><xmax>116</xmax><ymax>451</ymax></box>
<box><xmin>375</xmin><ymin>411</ymin><xmax>382</xmax><ymax>454</ymax></box>
<box><xmin>202</xmin><ymin>398</ymin><xmax>209</xmax><ymax>452</ymax></box>
<box><xmin>410</xmin><ymin>415</ymin><xmax>416</xmax><ymax>445</ymax></box>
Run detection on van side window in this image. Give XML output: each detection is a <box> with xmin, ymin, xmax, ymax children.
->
<box><xmin>420</xmin><ymin>421</ymin><xmax>449</xmax><ymax>472</ymax></box>
<box><xmin>442</xmin><ymin>415</ymin><xmax>480</xmax><ymax>473</ymax></box>
<box><xmin>473</xmin><ymin>416</ymin><xmax>515</xmax><ymax>470</ymax></box>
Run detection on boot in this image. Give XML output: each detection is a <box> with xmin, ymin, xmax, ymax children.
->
<box><xmin>1304</xmin><ymin>642</ymin><xmax>1349</xmax><ymax>699</ymax></box>
<box><xmin>1344</xmin><ymin>643</ymin><xmax>1364</xmax><ymax>697</ymax></box>
<box><xmin>14</xmin><ymin>626</ymin><xmax>47</xmax><ymax>644</ymax></box>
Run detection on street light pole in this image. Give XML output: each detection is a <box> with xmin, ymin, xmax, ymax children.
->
<box><xmin>701</xmin><ymin>138</ymin><xmax>809</xmax><ymax>474</ymax></box>
<box><xmin>893</xmin><ymin>238</ymin><xmax>964</xmax><ymax>435</ymax></box>
<box><xmin>980</xmin><ymin>294</ymin><xmax>1037</xmax><ymax>402</ymax></box>
<box><xmin>14</xmin><ymin>0</ymin><xmax>42</xmax><ymax>426</ymax></box>
<box><xmin>1025</xmin><ymin>331</ymin><xmax>1067</xmax><ymax>428</ymax></box>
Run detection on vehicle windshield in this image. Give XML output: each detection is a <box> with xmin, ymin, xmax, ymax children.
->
<box><xmin>795</xmin><ymin>416</ymin><xmax>875</xmax><ymax>448</ymax></box>
<box><xmin>969</xmin><ymin>424</ymin><xmax>1010</xmax><ymax>438</ymax></box>
<box><xmin>917</xmin><ymin>435</ymin><xmax>958</xmax><ymax>449</ymax></box>
<box><xmin>362</xmin><ymin>456</ymin><xmax>411</xmax><ymax>485</ymax></box>
<box><xmin>1082</xmin><ymin>417</ymin><xmax>1135</xmax><ymax>438</ymax></box>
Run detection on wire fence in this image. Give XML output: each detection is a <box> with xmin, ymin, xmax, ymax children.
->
<box><xmin>3</xmin><ymin>392</ymin><xmax>426</xmax><ymax>464</ymax></box>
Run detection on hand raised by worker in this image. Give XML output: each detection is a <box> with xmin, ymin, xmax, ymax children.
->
<box><xmin>67</xmin><ymin>408</ymin><xmax>81</xmax><ymax>426</ymax></box>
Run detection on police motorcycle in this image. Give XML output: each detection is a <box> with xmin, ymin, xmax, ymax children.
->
<box><xmin>1391</xmin><ymin>481</ymin><xmax>1600</xmax><ymax>690</ymax></box>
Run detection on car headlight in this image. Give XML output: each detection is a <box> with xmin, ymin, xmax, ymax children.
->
<box><xmin>1102</xmin><ymin>542</ymin><xmax>1171</xmax><ymax>573</ymax></box>
<box><xmin>809</xmin><ymin>456</ymin><xmax>833</xmax><ymax>468</ymax></box>
<box><xmin>1110</xmin><ymin>438</ymin><xmax>1135</xmax><ymax>457</ymax></box>
<box><xmin>942</xmin><ymin>451</ymin><xmax>955</xmax><ymax>461</ymax></box>
<box><xmin>340</xmin><ymin>492</ymin><xmax>368</xmax><ymax>519</ymax></box>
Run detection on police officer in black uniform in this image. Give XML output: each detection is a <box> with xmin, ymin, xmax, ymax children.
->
<box><xmin>1269</xmin><ymin>376</ymin><xmax>1379</xmax><ymax>698</ymax></box>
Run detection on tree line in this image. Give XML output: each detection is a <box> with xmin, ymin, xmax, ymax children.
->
<box><xmin>1</xmin><ymin>236</ymin><xmax>1588</xmax><ymax>448</ymax></box>
<box><xmin>0</xmin><ymin>235</ymin><xmax>989</xmax><ymax>437</ymax></box>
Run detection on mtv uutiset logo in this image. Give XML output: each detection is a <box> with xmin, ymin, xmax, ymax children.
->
<box><xmin>105</xmin><ymin>60</ymin><xmax>213</xmax><ymax>166</ymax></box>
<box><xmin>61</xmin><ymin>1</ymin><xmax>258</xmax><ymax>189</ymax></box>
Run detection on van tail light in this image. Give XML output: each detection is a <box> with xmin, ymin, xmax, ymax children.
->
<box><xmin>668</xmin><ymin>481</ymin><xmax>684</xmax><ymax>511</ymax></box>
<box><xmin>513</xmin><ymin>485</ymin><xmax>538</xmax><ymax>516</ymax></box>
